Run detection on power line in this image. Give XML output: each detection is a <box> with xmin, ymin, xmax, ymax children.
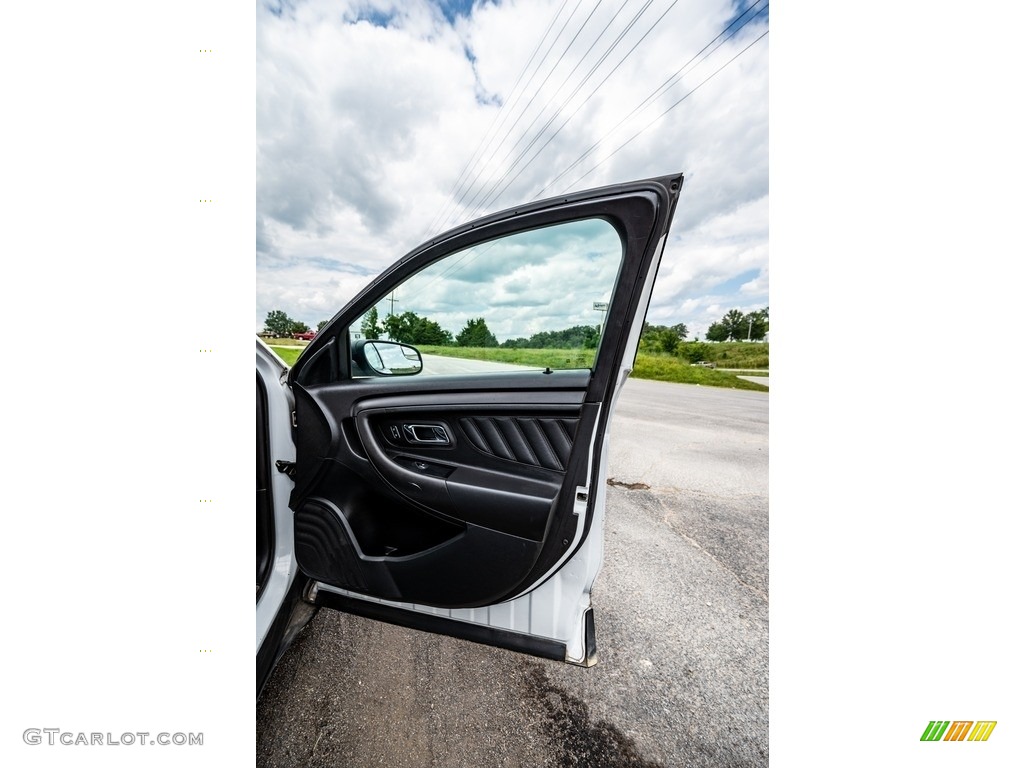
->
<box><xmin>404</xmin><ymin>23</ymin><xmax>769</xmax><ymax>328</ymax></box>
<box><xmin>456</xmin><ymin>0</ymin><xmax>655</xmax><ymax>224</ymax></box>
<box><xmin>435</xmin><ymin>0</ymin><xmax>592</xmax><ymax>232</ymax></box>
<box><xmin>561</xmin><ymin>28</ymin><xmax>769</xmax><ymax>193</ymax></box>
<box><xmin>468</xmin><ymin>0</ymin><xmax>684</xmax><ymax>219</ymax></box>
<box><xmin>421</xmin><ymin>0</ymin><xmax>571</xmax><ymax>239</ymax></box>
<box><xmin>535</xmin><ymin>0</ymin><xmax>768</xmax><ymax>198</ymax></box>
<box><xmin>441</xmin><ymin>0</ymin><xmax>624</xmax><ymax>227</ymax></box>
<box><xmin>425</xmin><ymin>1</ymin><xmax>768</xmax><ymax>238</ymax></box>
<box><xmin>458</xmin><ymin>0</ymin><xmax>664</xmax><ymax>224</ymax></box>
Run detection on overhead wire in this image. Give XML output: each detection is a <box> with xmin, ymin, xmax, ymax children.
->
<box><xmin>427</xmin><ymin>0</ymin><xmax>769</xmax><ymax>238</ymax></box>
<box><xmin>441</xmin><ymin>0</ymin><xmax>631</xmax><ymax>227</ymax></box>
<box><xmin>466</xmin><ymin>0</ymin><xmax>682</xmax><ymax>219</ymax></box>
<box><xmin>423</xmin><ymin>22</ymin><xmax>769</xmax><ymax>298</ymax></box>
<box><xmin>434</xmin><ymin>0</ymin><xmax>593</xmax><ymax>233</ymax></box>
<box><xmin>534</xmin><ymin>0</ymin><xmax>768</xmax><ymax>198</ymax></box>
<box><xmin>421</xmin><ymin>0</ymin><xmax>571</xmax><ymax>240</ymax></box>
<box><xmin>475</xmin><ymin>0</ymin><xmax>610</xmax><ymax>173</ymax></box>
<box><xmin>561</xmin><ymin>28</ymin><xmax>769</xmax><ymax>192</ymax></box>
<box><xmin>456</xmin><ymin>0</ymin><xmax>657</xmax><ymax>223</ymax></box>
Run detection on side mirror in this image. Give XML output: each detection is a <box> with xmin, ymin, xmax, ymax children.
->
<box><xmin>352</xmin><ymin>339</ymin><xmax>423</xmax><ymax>376</ymax></box>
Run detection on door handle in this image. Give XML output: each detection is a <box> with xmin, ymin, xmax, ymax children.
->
<box><xmin>402</xmin><ymin>423</ymin><xmax>451</xmax><ymax>444</ymax></box>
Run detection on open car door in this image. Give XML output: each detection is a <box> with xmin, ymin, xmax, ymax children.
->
<box><xmin>283</xmin><ymin>174</ymin><xmax>682</xmax><ymax>665</ymax></box>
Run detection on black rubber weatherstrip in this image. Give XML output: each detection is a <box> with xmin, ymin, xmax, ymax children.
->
<box><xmin>316</xmin><ymin>589</ymin><xmax>567</xmax><ymax>662</ymax></box>
<box><xmin>257</xmin><ymin>574</ymin><xmax>310</xmax><ymax>699</ymax></box>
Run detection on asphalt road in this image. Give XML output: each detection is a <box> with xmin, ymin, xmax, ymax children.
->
<box><xmin>419</xmin><ymin>353</ymin><xmax>531</xmax><ymax>375</ymax></box>
<box><xmin>258</xmin><ymin>378</ymin><xmax>768</xmax><ymax>767</ymax></box>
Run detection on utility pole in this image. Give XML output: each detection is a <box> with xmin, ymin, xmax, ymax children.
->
<box><xmin>387</xmin><ymin>292</ymin><xmax>399</xmax><ymax>317</ymax></box>
<box><xmin>593</xmin><ymin>301</ymin><xmax>609</xmax><ymax>336</ymax></box>
<box><xmin>747</xmin><ymin>316</ymin><xmax>753</xmax><ymax>341</ymax></box>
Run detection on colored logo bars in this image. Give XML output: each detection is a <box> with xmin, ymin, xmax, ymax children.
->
<box><xmin>920</xmin><ymin>721</ymin><xmax>997</xmax><ymax>742</ymax></box>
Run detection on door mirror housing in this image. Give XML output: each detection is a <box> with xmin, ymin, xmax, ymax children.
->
<box><xmin>353</xmin><ymin>339</ymin><xmax>423</xmax><ymax>377</ymax></box>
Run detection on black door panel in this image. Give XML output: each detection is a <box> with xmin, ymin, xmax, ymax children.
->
<box><xmin>459</xmin><ymin>415</ymin><xmax>579</xmax><ymax>470</ymax></box>
<box><xmin>295</xmin><ymin>495</ymin><xmax>544</xmax><ymax>606</ymax></box>
<box><xmin>358</xmin><ymin>407</ymin><xmax>568</xmax><ymax>541</ymax></box>
<box><xmin>291</xmin><ymin>375</ymin><xmax>596</xmax><ymax>607</ymax></box>
<box><xmin>290</xmin><ymin>372</ymin><xmax>590</xmax><ymax>501</ymax></box>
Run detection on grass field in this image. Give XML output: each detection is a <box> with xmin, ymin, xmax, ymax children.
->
<box><xmin>418</xmin><ymin>345</ymin><xmax>768</xmax><ymax>390</ymax></box>
<box><xmin>632</xmin><ymin>354</ymin><xmax>767</xmax><ymax>389</ymax></box>
<box><xmin>418</xmin><ymin>345</ymin><xmax>597</xmax><ymax>369</ymax></box>
<box><xmin>268</xmin><ymin>345</ymin><xmax>303</xmax><ymax>366</ymax></box>
<box><xmin>698</xmin><ymin>343</ymin><xmax>768</xmax><ymax>370</ymax></box>
<box><xmin>267</xmin><ymin>341</ymin><xmax>768</xmax><ymax>391</ymax></box>
<box><xmin>261</xmin><ymin>336</ymin><xmax>308</xmax><ymax>346</ymax></box>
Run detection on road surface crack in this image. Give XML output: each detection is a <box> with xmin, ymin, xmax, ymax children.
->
<box><xmin>654</xmin><ymin>496</ymin><xmax>768</xmax><ymax>604</ymax></box>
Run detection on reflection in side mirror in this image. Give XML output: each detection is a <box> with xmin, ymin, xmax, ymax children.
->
<box><xmin>352</xmin><ymin>339</ymin><xmax>423</xmax><ymax>377</ymax></box>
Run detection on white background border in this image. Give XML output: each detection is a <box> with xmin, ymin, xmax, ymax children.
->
<box><xmin>3</xmin><ymin>1</ymin><xmax>1020</xmax><ymax>764</ymax></box>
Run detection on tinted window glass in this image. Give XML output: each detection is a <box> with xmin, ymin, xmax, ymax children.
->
<box><xmin>350</xmin><ymin>218</ymin><xmax>623</xmax><ymax>376</ymax></box>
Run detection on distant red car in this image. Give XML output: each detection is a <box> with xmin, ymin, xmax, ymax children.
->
<box><xmin>292</xmin><ymin>330</ymin><xmax>316</xmax><ymax>341</ymax></box>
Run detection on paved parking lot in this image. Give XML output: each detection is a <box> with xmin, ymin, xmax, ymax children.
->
<box><xmin>258</xmin><ymin>378</ymin><xmax>768</xmax><ymax>767</ymax></box>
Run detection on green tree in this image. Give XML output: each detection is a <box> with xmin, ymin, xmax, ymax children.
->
<box><xmin>263</xmin><ymin>309</ymin><xmax>296</xmax><ymax>337</ymax></box>
<box><xmin>651</xmin><ymin>328</ymin><xmax>680</xmax><ymax>354</ymax></box>
<box><xmin>680</xmin><ymin>341</ymin><xmax>713</xmax><ymax>362</ymax></box>
<box><xmin>361</xmin><ymin>307</ymin><xmax>382</xmax><ymax>340</ymax></box>
<box><xmin>742</xmin><ymin>307</ymin><xmax>768</xmax><ymax>341</ymax></box>
<box><xmin>640</xmin><ymin>321</ymin><xmax>687</xmax><ymax>352</ymax></box>
<box><xmin>706</xmin><ymin>307</ymin><xmax>769</xmax><ymax>342</ymax></box>
<box><xmin>384</xmin><ymin>311</ymin><xmax>453</xmax><ymax>345</ymax></box>
<box><xmin>456</xmin><ymin>317</ymin><xmax>498</xmax><ymax>347</ymax></box>
<box><xmin>411</xmin><ymin>316</ymin><xmax>454</xmax><ymax>345</ymax></box>
<box><xmin>385</xmin><ymin>312</ymin><xmax>416</xmax><ymax>343</ymax></box>
<box><xmin>524</xmin><ymin>325</ymin><xmax>600</xmax><ymax>349</ymax></box>
<box><xmin>705</xmin><ymin>322</ymin><xmax>729</xmax><ymax>342</ymax></box>
<box><xmin>721</xmin><ymin>309</ymin><xmax>747</xmax><ymax>341</ymax></box>
<box><xmin>383</xmin><ymin>311</ymin><xmax>411</xmax><ymax>343</ymax></box>
<box><xmin>317</xmin><ymin>319</ymin><xmax>330</xmax><ymax>331</ymax></box>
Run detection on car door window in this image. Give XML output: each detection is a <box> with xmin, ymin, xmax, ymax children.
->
<box><xmin>348</xmin><ymin>218</ymin><xmax>623</xmax><ymax>376</ymax></box>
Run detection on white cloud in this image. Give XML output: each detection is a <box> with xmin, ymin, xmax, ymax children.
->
<box><xmin>257</xmin><ymin>0</ymin><xmax>768</xmax><ymax>333</ymax></box>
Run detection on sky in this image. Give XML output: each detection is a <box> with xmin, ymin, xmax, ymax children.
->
<box><xmin>256</xmin><ymin>0</ymin><xmax>769</xmax><ymax>340</ymax></box>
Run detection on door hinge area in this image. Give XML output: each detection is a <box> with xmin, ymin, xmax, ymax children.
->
<box><xmin>275</xmin><ymin>460</ymin><xmax>296</xmax><ymax>477</ymax></box>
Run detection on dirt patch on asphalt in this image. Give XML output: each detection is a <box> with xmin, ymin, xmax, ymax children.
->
<box><xmin>607</xmin><ymin>478</ymin><xmax>651</xmax><ymax>491</ymax></box>
<box><xmin>523</xmin><ymin>665</ymin><xmax>665</xmax><ymax>768</ymax></box>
